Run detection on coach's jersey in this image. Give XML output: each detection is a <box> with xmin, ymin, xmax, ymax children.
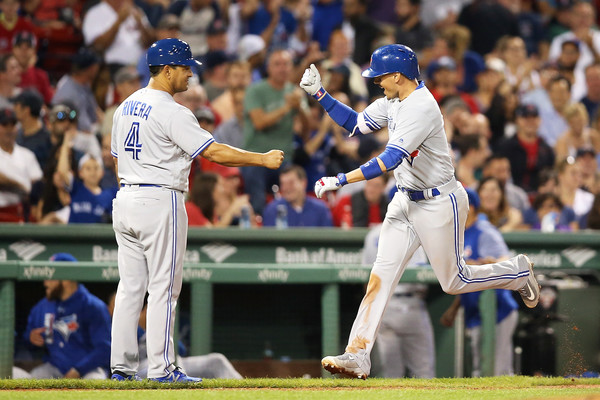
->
<box><xmin>111</xmin><ymin>88</ymin><xmax>215</xmax><ymax>192</ymax></box>
<box><xmin>358</xmin><ymin>82</ymin><xmax>454</xmax><ymax>190</ymax></box>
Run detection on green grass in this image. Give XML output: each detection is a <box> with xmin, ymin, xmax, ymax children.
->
<box><xmin>1</xmin><ymin>377</ymin><xmax>599</xmax><ymax>400</ymax></box>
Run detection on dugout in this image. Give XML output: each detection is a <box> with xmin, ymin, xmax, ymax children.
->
<box><xmin>1</xmin><ymin>225</ymin><xmax>600</xmax><ymax>378</ymax></box>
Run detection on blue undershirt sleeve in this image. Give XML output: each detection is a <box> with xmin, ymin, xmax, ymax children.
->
<box><xmin>314</xmin><ymin>90</ymin><xmax>358</xmax><ymax>134</ymax></box>
<box><xmin>359</xmin><ymin>145</ymin><xmax>407</xmax><ymax>180</ymax></box>
<box><xmin>378</xmin><ymin>145</ymin><xmax>406</xmax><ymax>171</ymax></box>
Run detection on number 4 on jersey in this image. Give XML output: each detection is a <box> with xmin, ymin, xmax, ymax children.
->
<box><xmin>124</xmin><ymin>122</ymin><xmax>142</xmax><ymax>160</ymax></box>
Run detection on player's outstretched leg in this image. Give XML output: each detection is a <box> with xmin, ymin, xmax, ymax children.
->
<box><xmin>516</xmin><ymin>255</ymin><xmax>540</xmax><ymax>308</ymax></box>
<box><xmin>148</xmin><ymin>366</ymin><xmax>202</xmax><ymax>384</ymax></box>
<box><xmin>321</xmin><ymin>353</ymin><xmax>368</xmax><ymax>380</ymax></box>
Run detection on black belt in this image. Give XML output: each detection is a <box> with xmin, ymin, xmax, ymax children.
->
<box><xmin>393</xmin><ymin>293</ymin><xmax>415</xmax><ymax>298</ymax></box>
<box><xmin>400</xmin><ymin>187</ymin><xmax>440</xmax><ymax>201</ymax></box>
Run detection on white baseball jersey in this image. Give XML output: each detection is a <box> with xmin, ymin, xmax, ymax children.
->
<box><xmin>356</xmin><ymin>82</ymin><xmax>454</xmax><ymax>190</ymax></box>
<box><xmin>111</xmin><ymin>88</ymin><xmax>215</xmax><ymax>192</ymax></box>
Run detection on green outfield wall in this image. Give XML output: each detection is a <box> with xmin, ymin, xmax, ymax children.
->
<box><xmin>1</xmin><ymin>224</ymin><xmax>599</xmax><ymax>379</ymax></box>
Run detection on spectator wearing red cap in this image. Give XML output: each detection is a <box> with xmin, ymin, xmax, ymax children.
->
<box><xmin>12</xmin><ymin>31</ymin><xmax>53</xmax><ymax>104</ymax></box>
<box><xmin>0</xmin><ymin>108</ymin><xmax>42</xmax><ymax>222</ymax></box>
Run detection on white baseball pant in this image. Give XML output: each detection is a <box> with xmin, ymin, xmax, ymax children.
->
<box><xmin>111</xmin><ymin>186</ymin><xmax>188</xmax><ymax>379</ymax></box>
<box><xmin>375</xmin><ymin>296</ymin><xmax>435</xmax><ymax>378</ymax></box>
<box><xmin>467</xmin><ymin>309</ymin><xmax>518</xmax><ymax>377</ymax></box>
<box><xmin>346</xmin><ymin>182</ymin><xmax>530</xmax><ymax>374</ymax></box>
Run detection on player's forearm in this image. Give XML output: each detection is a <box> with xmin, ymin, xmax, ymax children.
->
<box><xmin>345</xmin><ymin>157</ymin><xmax>388</xmax><ymax>184</ymax></box>
<box><xmin>202</xmin><ymin>142</ymin><xmax>268</xmax><ymax>167</ymax></box>
<box><xmin>91</xmin><ymin>20</ymin><xmax>122</xmax><ymax>52</ymax></box>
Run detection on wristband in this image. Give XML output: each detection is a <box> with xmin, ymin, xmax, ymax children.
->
<box><xmin>336</xmin><ymin>173</ymin><xmax>348</xmax><ymax>186</ymax></box>
<box><xmin>312</xmin><ymin>87</ymin><xmax>327</xmax><ymax>101</ymax></box>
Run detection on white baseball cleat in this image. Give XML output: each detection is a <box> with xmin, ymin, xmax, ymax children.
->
<box><xmin>517</xmin><ymin>255</ymin><xmax>540</xmax><ymax>308</ymax></box>
<box><xmin>321</xmin><ymin>353</ymin><xmax>368</xmax><ymax>380</ymax></box>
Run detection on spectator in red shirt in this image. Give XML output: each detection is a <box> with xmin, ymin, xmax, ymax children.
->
<box><xmin>332</xmin><ymin>174</ymin><xmax>389</xmax><ymax>228</ymax></box>
<box><xmin>186</xmin><ymin>171</ymin><xmax>256</xmax><ymax>228</ymax></box>
<box><xmin>12</xmin><ymin>31</ymin><xmax>53</xmax><ymax>104</ymax></box>
<box><xmin>0</xmin><ymin>0</ymin><xmax>34</xmax><ymax>54</ymax></box>
<box><xmin>427</xmin><ymin>56</ymin><xmax>480</xmax><ymax>114</ymax></box>
<box><xmin>23</xmin><ymin>0</ymin><xmax>84</xmax><ymax>81</ymax></box>
<box><xmin>498</xmin><ymin>104</ymin><xmax>555</xmax><ymax>193</ymax></box>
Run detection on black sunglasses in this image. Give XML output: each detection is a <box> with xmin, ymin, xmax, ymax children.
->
<box><xmin>55</xmin><ymin>110</ymin><xmax>77</xmax><ymax>121</ymax></box>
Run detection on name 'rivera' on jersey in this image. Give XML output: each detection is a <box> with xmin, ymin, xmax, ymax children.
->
<box><xmin>121</xmin><ymin>100</ymin><xmax>153</xmax><ymax>120</ymax></box>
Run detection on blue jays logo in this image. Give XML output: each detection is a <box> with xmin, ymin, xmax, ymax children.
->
<box><xmin>54</xmin><ymin>314</ymin><xmax>79</xmax><ymax>342</ymax></box>
<box><xmin>168</xmin><ymin>45</ymin><xmax>182</xmax><ymax>55</ymax></box>
<box><xmin>406</xmin><ymin>150</ymin><xmax>419</xmax><ymax>167</ymax></box>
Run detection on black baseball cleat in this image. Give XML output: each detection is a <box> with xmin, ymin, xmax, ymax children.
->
<box><xmin>517</xmin><ymin>254</ymin><xmax>540</xmax><ymax>308</ymax></box>
<box><xmin>321</xmin><ymin>353</ymin><xmax>368</xmax><ymax>380</ymax></box>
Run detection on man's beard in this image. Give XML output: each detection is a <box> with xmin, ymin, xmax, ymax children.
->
<box><xmin>46</xmin><ymin>282</ymin><xmax>64</xmax><ymax>301</ymax></box>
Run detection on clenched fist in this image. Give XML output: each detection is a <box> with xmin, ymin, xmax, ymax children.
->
<box><xmin>314</xmin><ymin>176</ymin><xmax>342</xmax><ymax>198</ymax></box>
<box><xmin>300</xmin><ymin>64</ymin><xmax>322</xmax><ymax>96</ymax></box>
<box><xmin>263</xmin><ymin>150</ymin><xmax>284</xmax><ymax>169</ymax></box>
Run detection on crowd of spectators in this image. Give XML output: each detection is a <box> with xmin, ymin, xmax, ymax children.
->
<box><xmin>1</xmin><ymin>0</ymin><xmax>600</xmax><ymax>231</ymax></box>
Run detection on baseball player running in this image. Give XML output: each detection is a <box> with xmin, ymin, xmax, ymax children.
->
<box><xmin>300</xmin><ymin>44</ymin><xmax>540</xmax><ymax>380</ymax></box>
<box><xmin>110</xmin><ymin>38</ymin><xmax>283</xmax><ymax>383</ymax></box>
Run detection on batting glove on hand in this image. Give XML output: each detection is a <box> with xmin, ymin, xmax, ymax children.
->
<box><xmin>314</xmin><ymin>173</ymin><xmax>346</xmax><ymax>199</ymax></box>
<box><xmin>300</xmin><ymin>64</ymin><xmax>322</xmax><ymax>96</ymax></box>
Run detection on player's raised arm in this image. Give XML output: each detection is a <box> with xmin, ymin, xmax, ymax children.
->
<box><xmin>300</xmin><ymin>64</ymin><xmax>387</xmax><ymax>137</ymax></box>
<box><xmin>201</xmin><ymin>142</ymin><xmax>284</xmax><ymax>170</ymax></box>
<box><xmin>300</xmin><ymin>64</ymin><xmax>362</xmax><ymax>136</ymax></box>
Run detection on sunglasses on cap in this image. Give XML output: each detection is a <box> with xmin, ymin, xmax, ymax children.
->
<box><xmin>55</xmin><ymin>110</ymin><xmax>77</xmax><ymax>121</ymax></box>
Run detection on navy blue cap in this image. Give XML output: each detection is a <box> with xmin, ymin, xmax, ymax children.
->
<box><xmin>465</xmin><ymin>188</ymin><xmax>480</xmax><ymax>210</ymax></box>
<box><xmin>147</xmin><ymin>38</ymin><xmax>202</xmax><ymax>68</ymax></box>
<box><xmin>203</xmin><ymin>50</ymin><xmax>231</xmax><ymax>69</ymax></box>
<box><xmin>427</xmin><ymin>56</ymin><xmax>457</xmax><ymax>78</ymax></box>
<box><xmin>73</xmin><ymin>47</ymin><xmax>101</xmax><ymax>70</ymax></box>
<box><xmin>49</xmin><ymin>253</ymin><xmax>78</xmax><ymax>262</ymax></box>
<box><xmin>0</xmin><ymin>108</ymin><xmax>16</xmax><ymax>125</ymax></box>
<box><xmin>515</xmin><ymin>103</ymin><xmax>539</xmax><ymax>118</ymax></box>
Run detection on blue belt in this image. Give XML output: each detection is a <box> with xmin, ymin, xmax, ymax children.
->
<box><xmin>120</xmin><ymin>184</ymin><xmax>161</xmax><ymax>188</ymax></box>
<box><xmin>400</xmin><ymin>187</ymin><xmax>440</xmax><ymax>201</ymax></box>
